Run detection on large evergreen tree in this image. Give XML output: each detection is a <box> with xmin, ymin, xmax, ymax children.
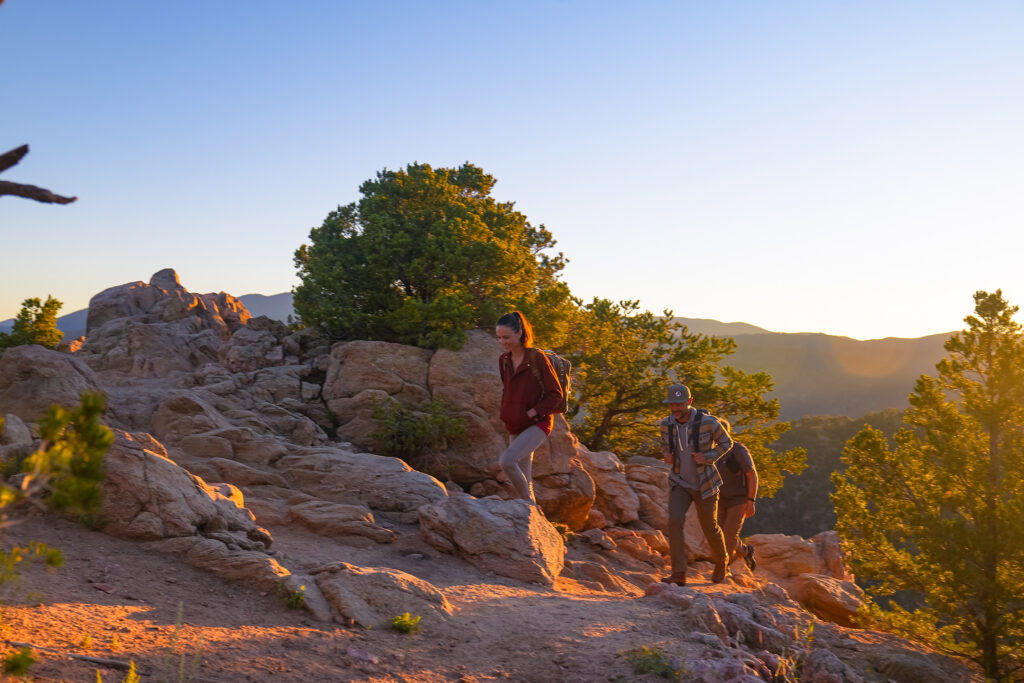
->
<box><xmin>832</xmin><ymin>290</ymin><xmax>1024</xmax><ymax>679</ymax></box>
<box><xmin>568</xmin><ymin>298</ymin><xmax>804</xmax><ymax>496</ymax></box>
<box><xmin>293</xmin><ymin>163</ymin><xmax>573</xmax><ymax>349</ymax></box>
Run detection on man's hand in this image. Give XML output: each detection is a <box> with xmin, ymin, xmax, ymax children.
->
<box><xmin>743</xmin><ymin>500</ymin><xmax>756</xmax><ymax>518</ymax></box>
<box><xmin>663</xmin><ymin>451</ymin><xmax>673</xmax><ymax>467</ymax></box>
<box><xmin>693</xmin><ymin>451</ymin><xmax>709</xmax><ymax>465</ymax></box>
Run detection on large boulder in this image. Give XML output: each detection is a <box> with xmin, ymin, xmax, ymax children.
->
<box><xmin>789</xmin><ymin>573</ymin><xmax>865</xmax><ymax>627</ymax></box>
<box><xmin>624</xmin><ymin>456</ymin><xmax>669</xmax><ymax>530</ymax></box>
<box><xmin>100</xmin><ymin>430</ymin><xmax>266</xmax><ymax>542</ymax></box>
<box><xmin>419</xmin><ymin>492</ymin><xmax>565</xmax><ymax>585</ymax></box>
<box><xmin>287</xmin><ymin>498</ymin><xmax>396</xmax><ymax>545</ymax></box>
<box><xmin>312</xmin><ymin>561</ymin><xmax>453</xmax><ymax>629</ymax></box>
<box><xmin>0</xmin><ymin>345</ymin><xmax>104</xmax><ymax>422</ymax></box>
<box><xmin>748</xmin><ymin>533</ymin><xmax>851</xmax><ymax>580</ymax></box>
<box><xmin>276</xmin><ymin>447</ymin><xmax>448</xmax><ymax>522</ymax></box>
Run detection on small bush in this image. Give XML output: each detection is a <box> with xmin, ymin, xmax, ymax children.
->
<box><xmin>371</xmin><ymin>399</ymin><xmax>465</xmax><ymax>463</ymax></box>
<box><xmin>390</xmin><ymin>612</ymin><xmax>421</xmax><ymax>634</ymax></box>
<box><xmin>619</xmin><ymin>645</ymin><xmax>680</xmax><ymax>679</ymax></box>
<box><xmin>282</xmin><ymin>584</ymin><xmax>306</xmax><ymax>609</ymax></box>
<box><xmin>3</xmin><ymin>647</ymin><xmax>36</xmax><ymax>676</ymax></box>
<box><xmin>79</xmin><ymin>632</ymin><xmax>92</xmax><ymax>649</ymax></box>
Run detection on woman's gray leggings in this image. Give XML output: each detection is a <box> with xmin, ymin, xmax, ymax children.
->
<box><xmin>499</xmin><ymin>426</ymin><xmax>547</xmax><ymax>503</ymax></box>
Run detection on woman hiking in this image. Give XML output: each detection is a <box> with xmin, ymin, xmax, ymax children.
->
<box><xmin>495</xmin><ymin>311</ymin><xmax>564</xmax><ymax>505</ymax></box>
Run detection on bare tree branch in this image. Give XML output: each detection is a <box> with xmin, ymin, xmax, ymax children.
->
<box><xmin>0</xmin><ymin>180</ymin><xmax>77</xmax><ymax>204</ymax></box>
<box><xmin>0</xmin><ymin>144</ymin><xmax>78</xmax><ymax>203</ymax></box>
<box><xmin>0</xmin><ymin>144</ymin><xmax>29</xmax><ymax>173</ymax></box>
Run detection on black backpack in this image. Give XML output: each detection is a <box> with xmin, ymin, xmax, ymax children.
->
<box><xmin>529</xmin><ymin>348</ymin><xmax>572</xmax><ymax>414</ymax></box>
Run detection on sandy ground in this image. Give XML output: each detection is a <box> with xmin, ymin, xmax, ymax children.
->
<box><xmin>0</xmin><ymin>510</ymin><xmax>728</xmax><ymax>683</ymax></box>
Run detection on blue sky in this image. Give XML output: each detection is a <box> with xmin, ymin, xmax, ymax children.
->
<box><xmin>2</xmin><ymin>1</ymin><xmax>1022</xmax><ymax>339</ymax></box>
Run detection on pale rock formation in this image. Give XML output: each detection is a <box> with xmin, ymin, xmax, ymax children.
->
<box><xmin>150</xmin><ymin>536</ymin><xmax>290</xmax><ymax>592</ymax></box>
<box><xmin>419</xmin><ymin>492</ymin><xmax>565</xmax><ymax>585</ymax></box>
<box><xmin>0</xmin><ymin>413</ymin><xmax>33</xmax><ymax>451</ymax></box>
<box><xmin>747</xmin><ymin>533</ymin><xmax>848</xmax><ymax>580</ymax></box>
<box><xmin>277</xmin><ymin>447</ymin><xmax>448</xmax><ymax>523</ymax></box>
<box><xmin>100</xmin><ymin>430</ymin><xmax>266</xmax><ymax>543</ymax></box>
<box><xmin>790</xmin><ymin>573</ymin><xmax>865</xmax><ymax>627</ymax></box>
<box><xmin>311</xmin><ymin>561</ymin><xmax>453</xmax><ymax>629</ymax></box>
<box><xmin>0</xmin><ymin>345</ymin><xmax>104</xmax><ymax>422</ymax></box>
<box><xmin>577</xmin><ymin>447</ymin><xmax>639</xmax><ymax>524</ymax></box>
<box><xmin>624</xmin><ymin>456</ymin><xmax>669</xmax><ymax>530</ymax></box>
<box><xmin>81</xmin><ymin>269</ymin><xmax>250</xmax><ymax>378</ymax></box>
<box><xmin>286</xmin><ymin>498</ymin><xmax>396</xmax><ymax>545</ymax></box>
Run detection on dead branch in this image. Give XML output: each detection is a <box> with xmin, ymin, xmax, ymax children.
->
<box><xmin>0</xmin><ymin>145</ymin><xmax>77</xmax><ymax>204</ymax></box>
<box><xmin>0</xmin><ymin>180</ymin><xmax>77</xmax><ymax>204</ymax></box>
<box><xmin>0</xmin><ymin>144</ymin><xmax>28</xmax><ymax>173</ymax></box>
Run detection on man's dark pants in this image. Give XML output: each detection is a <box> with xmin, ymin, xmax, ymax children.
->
<box><xmin>667</xmin><ymin>484</ymin><xmax>728</xmax><ymax>576</ymax></box>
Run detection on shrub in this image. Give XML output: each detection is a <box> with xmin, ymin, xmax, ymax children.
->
<box><xmin>618</xmin><ymin>645</ymin><xmax>681</xmax><ymax>679</ymax></box>
<box><xmin>391</xmin><ymin>612</ymin><xmax>421</xmax><ymax>634</ymax></box>
<box><xmin>3</xmin><ymin>647</ymin><xmax>35</xmax><ymax>676</ymax></box>
<box><xmin>370</xmin><ymin>398</ymin><xmax>465</xmax><ymax>463</ymax></box>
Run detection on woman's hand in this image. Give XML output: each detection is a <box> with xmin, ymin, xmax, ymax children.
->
<box><xmin>526</xmin><ymin>408</ymin><xmax>537</xmax><ymax>419</ymax></box>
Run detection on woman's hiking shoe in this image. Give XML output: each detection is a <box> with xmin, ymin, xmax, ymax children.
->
<box><xmin>743</xmin><ymin>544</ymin><xmax>757</xmax><ymax>572</ymax></box>
<box><xmin>660</xmin><ymin>574</ymin><xmax>687</xmax><ymax>586</ymax></box>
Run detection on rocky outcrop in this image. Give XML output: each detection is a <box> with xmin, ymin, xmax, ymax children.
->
<box><xmin>277</xmin><ymin>448</ymin><xmax>448</xmax><ymax>523</ymax></box>
<box><xmin>0</xmin><ymin>345</ymin><xmax>104</xmax><ymax>422</ymax></box>
<box><xmin>419</xmin><ymin>492</ymin><xmax>565</xmax><ymax>585</ymax></box>
<box><xmin>100</xmin><ymin>430</ymin><xmax>266</xmax><ymax>543</ymax></box>
<box><xmin>312</xmin><ymin>561</ymin><xmax>453</xmax><ymax>629</ymax></box>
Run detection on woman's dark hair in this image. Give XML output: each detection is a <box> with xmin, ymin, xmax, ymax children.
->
<box><xmin>496</xmin><ymin>310</ymin><xmax>534</xmax><ymax>348</ymax></box>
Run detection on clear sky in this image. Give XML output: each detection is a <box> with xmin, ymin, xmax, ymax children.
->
<box><xmin>2</xmin><ymin>1</ymin><xmax>1022</xmax><ymax>340</ymax></box>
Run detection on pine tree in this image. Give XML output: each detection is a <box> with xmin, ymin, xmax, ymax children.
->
<box><xmin>0</xmin><ymin>295</ymin><xmax>63</xmax><ymax>352</ymax></box>
<box><xmin>832</xmin><ymin>290</ymin><xmax>1024</xmax><ymax>679</ymax></box>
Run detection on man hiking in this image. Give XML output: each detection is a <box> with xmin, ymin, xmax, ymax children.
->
<box><xmin>658</xmin><ymin>383</ymin><xmax>732</xmax><ymax>586</ymax></box>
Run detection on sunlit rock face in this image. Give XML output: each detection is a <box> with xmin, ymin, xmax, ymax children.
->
<box><xmin>419</xmin><ymin>492</ymin><xmax>566</xmax><ymax>586</ymax></box>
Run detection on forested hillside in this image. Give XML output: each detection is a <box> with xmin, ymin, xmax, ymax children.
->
<box><xmin>744</xmin><ymin>409</ymin><xmax>905</xmax><ymax>538</ymax></box>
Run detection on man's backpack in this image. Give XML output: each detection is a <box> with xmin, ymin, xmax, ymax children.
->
<box><xmin>529</xmin><ymin>348</ymin><xmax>572</xmax><ymax>414</ymax></box>
<box><xmin>688</xmin><ymin>408</ymin><xmax>711</xmax><ymax>452</ymax></box>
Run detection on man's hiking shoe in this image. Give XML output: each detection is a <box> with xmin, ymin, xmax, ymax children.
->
<box><xmin>711</xmin><ymin>563</ymin><xmax>729</xmax><ymax>584</ymax></box>
<box><xmin>743</xmin><ymin>544</ymin><xmax>757</xmax><ymax>572</ymax></box>
<box><xmin>660</xmin><ymin>574</ymin><xmax>686</xmax><ymax>587</ymax></box>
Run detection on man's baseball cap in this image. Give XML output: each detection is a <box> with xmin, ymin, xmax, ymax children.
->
<box><xmin>663</xmin><ymin>384</ymin><xmax>691</xmax><ymax>404</ymax></box>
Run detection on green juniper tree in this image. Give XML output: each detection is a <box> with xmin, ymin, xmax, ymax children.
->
<box><xmin>832</xmin><ymin>290</ymin><xmax>1024</xmax><ymax>679</ymax></box>
<box><xmin>293</xmin><ymin>163</ymin><xmax>574</xmax><ymax>349</ymax></box>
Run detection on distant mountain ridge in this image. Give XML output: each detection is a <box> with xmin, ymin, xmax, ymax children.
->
<box><xmin>2</xmin><ymin>292</ymin><xmax>951</xmax><ymax>419</ymax></box>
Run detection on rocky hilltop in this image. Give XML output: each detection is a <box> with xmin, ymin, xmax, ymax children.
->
<box><xmin>0</xmin><ymin>270</ymin><xmax>979</xmax><ymax>681</ymax></box>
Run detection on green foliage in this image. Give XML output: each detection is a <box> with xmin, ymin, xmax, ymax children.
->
<box><xmin>293</xmin><ymin>162</ymin><xmax>574</xmax><ymax>349</ymax></box>
<box><xmin>390</xmin><ymin>612</ymin><xmax>421</xmax><ymax>634</ymax></box>
<box><xmin>0</xmin><ymin>295</ymin><xmax>63</xmax><ymax>353</ymax></box>
<box><xmin>18</xmin><ymin>391</ymin><xmax>113</xmax><ymax>517</ymax></box>
<box><xmin>3</xmin><ymin>647</ymin><xmax>35</xmax><ymax>675</ymax></box>
<box><xmin>281</xmin><ymin>584</ymin><xmax>305</xmax><ymax>609</ymax></box>
<box><xmin>0</xmin><ymin>542</ymin><xmax>63</xmax><ymax>592</ymax></box>
<box><xmin>80</xmin><ymin>632</ymin><xmax>92</xmax><ymax>649</ymax></box>
<box><xmin>566</xmin><ymin>299</ymin><xmax>804</xmax><ymax>493</ymax></box>
<box><xmin>618</xmin><ymin>645</ymin><xmax>681</xmax><ymax>679</ymax></box>
<box><xmin>832</xmin><ymin>290</ymin><xmax>1024</xmax><ymax>679</ymax></box>
<box><xmin>745</xmin><ymin>409</ymin><xmax>904</xmax><ymax>538</ymax></box>
<box><xmin>370</xmin><ymin>398</ymin><xmax>466</xmax><ymax>463</ymax></box>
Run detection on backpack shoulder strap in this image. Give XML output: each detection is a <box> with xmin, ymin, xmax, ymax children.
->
<box><xmin>528</xmin><ymin>348</ymin><xmax>545</xmax><ymax>393</ymax></box>
<box><xmin>689</xmin><ymin>410</ymin><xmax>704</xmax><ymax>451</ymax></box>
